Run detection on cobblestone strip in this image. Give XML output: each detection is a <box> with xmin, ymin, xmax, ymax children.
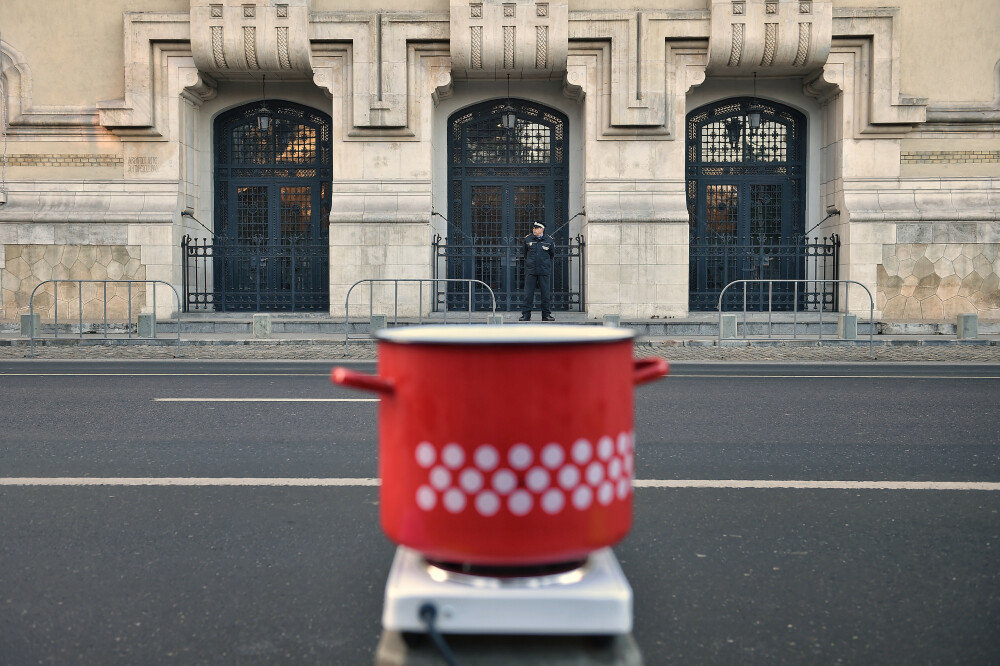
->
<box><xmin>1</xmin><ymin>341</ymin><xmax>998</xmax><ymax>363</ymax></box>
<box><xmin>638</xmin><ymin>344</ymin><xmax>1000</xmax><ymax>363</ymax></box>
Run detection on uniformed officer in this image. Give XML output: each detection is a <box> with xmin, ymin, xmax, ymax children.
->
<box><xmin>520</xmin><ymin>221</ymin><xmax>555</xmax><ymax>321</ymax></box>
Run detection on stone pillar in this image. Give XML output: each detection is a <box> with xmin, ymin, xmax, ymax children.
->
<box><xmin>837</xmin><ymin>313</ymin><xmax>857</xmax><ymax>340</ymax></box>
<box><xmin>21</xmin><ymin>313</ymin><xmax>40</xmax><ymax>337</ymax></box>
<box><xmin>720</xmin><ymin>314</ymin><xmax>738</xmax><ymax>339</ymax></box>
<box><xmin>957</xmin><ymin>313</ymin><xmax>978</xmax><ymax>339</ymax></box>
<box><xmin>138</xmin><ymin>312</ymin><xmax>157</xmax><ymax>338</ymax></box>
<box><xmin>253</xmin><ymin>313</ymin><xmax>272</xmax><ymax>338</ymax></box>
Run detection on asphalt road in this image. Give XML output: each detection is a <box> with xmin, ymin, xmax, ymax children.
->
<box><xmin>1</xmin><ymin>360</ymin><xmax>998</xmax><ymax>664</ymax></box>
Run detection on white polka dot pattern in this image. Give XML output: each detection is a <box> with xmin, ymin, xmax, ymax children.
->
<box><xmin>442</xmin><ymin>444</ymin><xmax>465</xmax><ymax>469</ymax></box>
<box><xmin>474</xmin><ymin>445</ymin><xmax>499</xmax><ymax>471</ymax></box>
<box><xmin>415</xmin><ymin>442</ymin><xmax>436</xmax><ymax>468</ymax></box>
<box><xmin>459</xmin><ymin>468</ymin><xmax>483</xmax><ymax>493</ymax></box>
<box><xmin>411</xmin><ymin>433</ymin><xmax>635</xmax><ymax>517</ymax></box>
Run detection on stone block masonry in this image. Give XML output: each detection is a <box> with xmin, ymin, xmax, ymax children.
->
<box><xmin>878</xmin><ymin>243</ymin><xmax>1000</xmax><ymax>321</ymax></box>
<box><xmin>2</xmin><ymin>245</ymin><xmax>146</xmax><ymax>320</ymax></box>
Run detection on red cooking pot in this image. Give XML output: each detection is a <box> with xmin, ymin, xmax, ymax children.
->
<box><xmin>331</xmin><ymin>325</ymin><xmax>668</xmax><ymax>567</ymax></box>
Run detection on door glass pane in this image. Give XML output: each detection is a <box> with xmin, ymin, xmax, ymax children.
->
<box><xmin>705</xmin><ymin>184</ymin><xmax>738</xmax><ymax>238</ymax></box>
<box><xmin>514</xmin><ymin>122</ymin><xmax>551</xmax><ymax>164</ymax></box>
<box><xmin>514</xmin><ymin>185</ymin><xmax>545</xmax><ymax>239</ymax></box>
<box><xmin>471</xmin><ymin>185</ymin><xmax>503</xmax><ymax>241</ymax></box>
<box><xmin>280</xmin><ymin>186</ymin><xmax>312</xmax><ymax>242</ymax></box>
<box><xmin>469</xmin><ymin>185</ymin><xmax>503</xmax><ymax>295</ymax></box>
<box><xmin>750</xmin><ymin>183</ymin><xmax>782</xmax><ymax>243</ymax></box>
<box><xmin>231</xmin><ymin>125</ymin><xmax>269</xmax><ymax>165</ymax></box>
<box><xmin>274</xmin><ymin>119</ymin><xmax>317</xmax><ymax>164</ymax></box>
<box><xmin>236</xmin><ymin>186</ymin><xmax>268</xmax><ymax>241</ymax></box>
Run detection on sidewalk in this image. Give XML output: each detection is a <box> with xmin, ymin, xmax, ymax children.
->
<box><xmin>2</xmin><ymin>321</ymin><xmax>997</xmax><ymax>362</ymax></box>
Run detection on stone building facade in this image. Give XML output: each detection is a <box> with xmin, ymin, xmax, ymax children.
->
<box><xmin>1</xmin><ymin>0</ymin><xmax>998</xmax><ymax>321</ymax></box>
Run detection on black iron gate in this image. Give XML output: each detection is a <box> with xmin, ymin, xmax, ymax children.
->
<box><xmin>182</xmin><ymin>235</ymin><xmax>329</xmax><ymax>312</ymax></box>
<box><xmin>432</xmin><ymin>234</ymin><xmax>585</xmax><ymax>311</ymax></box>
<box><xmin>688</xmin><ymin>232</ymin><xmax>841</xmax><ymax>311</ymax></box>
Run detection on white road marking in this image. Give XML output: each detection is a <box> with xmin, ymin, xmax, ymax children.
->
<box><xmin>2</xmin><ymin>369</ymin><xmax>999</xmax><ymax>380</ymax></box>
<box><xmin>666</xmin><ymin>375</ymin><xmax>1000</xmax><ymax>380</ymax></box>
<box><xmin>0</xmin><ymin>373</ymin><xmax>336</xmax><ymax>377</ymax></box>
<box><xmin>1</xmin><ymin>478</ymin><xmax>998</xmax><ymax>491</ymax></box>
<box><xmin>0</xmin><ymin>478</ymin><xmax>380</xmax><ymax>486</ymax></box>
<box><xmin>632</xmin><ymin>480</ymin><xmax>1000</xmax><ymax>491</ymax></box>
<box><xmin>153</xmin><ymin>398</ymin><xmax>378</xmax><ymax>402</ymax></box>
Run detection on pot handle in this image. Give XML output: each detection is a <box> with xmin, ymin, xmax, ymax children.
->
<box><xmin>331</xmin><ymin>367</ymin><xmax>395</xmax><ymax>396</ymax></box>
<box><xmin>633</xmin><ymin>357</ymin><xmax>669</xmax><ymax>386</ymax></box>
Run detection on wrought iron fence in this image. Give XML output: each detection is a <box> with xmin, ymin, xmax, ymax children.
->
<box><xmin>689</xmin><ymin>233</ymin><xmax>840</xmax><ymax>311</ymax></box>
<box><xmin>432</xmin><ymin>234</ymin><xmax>585</xmax><ymax>312</ymax></box>
<box><xmin>182</xmin><ymin>235</ymin><xmax>329</xmax><ymax>312</ymax></box>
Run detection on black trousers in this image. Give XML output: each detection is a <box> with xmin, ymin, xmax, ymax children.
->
<box><xmin>522</xmin><ymin>273</ymin><xmax>551</xmax><ymax>315</ymax></box>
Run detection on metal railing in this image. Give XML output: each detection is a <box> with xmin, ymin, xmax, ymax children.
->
<box><xmin>717</xmin><ymin>279</ymin><xmax>874</xmax><ymax>357</ymax></box>
<box><xmin>344</xmin><ymin>278</ymin><xmax>497</xmax><ymax>350</ymax></box>
<box><xmin>432</xmin><ymin>235</ymin><xmax>586</xmax><ymax>312</ymax></box>
<box><xmin>28</xmin><ymin>279</ymin><xmax>182</xmax><ymax>357</ymax></box>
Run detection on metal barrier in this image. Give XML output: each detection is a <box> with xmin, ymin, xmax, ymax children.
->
<box><xmin>432</xmin><ymin>235</ymin><xmax>586</xmax><ymax>312</ymax></box>
<box><xmin>717</xmin><ymin>279</ymin><xmax>874</xmax><ymax>358</ymax></box>
<box><xmin>344</xmin><ymin>278</ymin><xmax>497</xmax><ymax>350</ymax></box>
<box><xmin>28</xmin><ymin>280</ymin><xmax>182</xmax><ymax>357</ymax></box>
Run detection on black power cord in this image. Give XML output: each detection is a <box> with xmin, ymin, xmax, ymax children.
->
<box><xmin>418</xmin><ymin>603</ymin><xmax>460</xmax><ymax>666</ymax></box>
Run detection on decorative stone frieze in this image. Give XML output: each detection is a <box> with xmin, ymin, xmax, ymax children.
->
<box><xmin>708</xmin><ymin>0</ymin><xmax>832</xmax><ymax>76</ymax></box>
<box><xmin>97</xmin><ymin>13</ymin><xmax>191</xmax><ymax>136</ymax></box>
<box><xmin>190</xmin><ymin>0</ymin><xmax>312</xmax><ymax>76</ymax></box>
<box><xmin>451</xmin><ymin>0</ymin><xmax>568</xmax><ymax>80</ymax></box>
<box><xmin>0</xmin><ymin>155</ymin><xmax>124</xmax><ymax>168</ymax></box>
<box><xmin>901</xmin><ymin>151</ymin><xmax>1000</xmax><ymax>164</ymax></box>
<box><xmin>1</xmin><ymin>39</ymin><xmax>102</xmax><ymax>137</ymax></box>
<box><xmin>311</xmin><ymin>14</ymin><xmax>449</xmax><ymax>132</ymax></box>
<box><xmin>568</xmin><ymin>11</ymin><xmax>709</xmax><ymax>137</ymax></box>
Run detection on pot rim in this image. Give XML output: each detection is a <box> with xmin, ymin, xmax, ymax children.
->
<box><xmin>375</xmin><ymin>324</ymin><xmax>634</xmax><ymax>345</ymax></box>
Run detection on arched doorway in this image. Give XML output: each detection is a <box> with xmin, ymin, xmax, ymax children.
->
<box><xmin>687</xmin><ymin>97</ymin><xmax>807</xmax><ymax>310</ymax></box>
<box><xmin>212</xmin><ymin>101</ymin><xmax>331</xmax><ymax>311</ymax></box>
<box><xmin>444</xmin><ymin>98</ymin><xmax>572</xmax><ymax>311</ymax></box>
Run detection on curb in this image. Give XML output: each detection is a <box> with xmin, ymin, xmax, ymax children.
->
<box><xmin>3</xmin><ymin>337</ymin><xmax>997</xmax><ymax>348</ymax></box>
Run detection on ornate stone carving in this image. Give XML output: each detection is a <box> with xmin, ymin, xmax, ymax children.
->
<box><xmin>451</xmin><ymin>0</ymin><xmax>568</xmax><ymax>80</ymax></box>
<box><xmin>191</xmin><ymin>0</ymin><xmax>311</xmax><ymax>76</ymax></box>
<box><xmin>310</xmin><ymin>15</ymin><xmax>449</xmax><ymax>133</ymax></box>
<box><xmin>708</xmin><ymin>0</ymin><xmax>832</xmax><ymax>76</ymax></box>
<box><xmin>569</xmin><ymin>11</ymin><xmax>709</xmax><ymax>136</ymax></box>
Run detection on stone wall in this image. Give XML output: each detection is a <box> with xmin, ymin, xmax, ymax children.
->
<box><xmin>586</xmin><ymin>221</ymin><xmax>687</xmax><ymax>319</ymax></box>
<box><xmin>330</xmin><ymin>222</ymin><xmax>430</xmax><ymax>318</ymax></box>
<box><xmin>2</xmin><ymin>245</ymin><xmax>147</xmax><ymax>320</ymax></box>
<box><xmin>877</xmin><ymin>243</ymin><xmax>1000</xmax><ymax>321</ymax></box>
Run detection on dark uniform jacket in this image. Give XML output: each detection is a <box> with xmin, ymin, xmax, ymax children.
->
<box><xmin>523</xmin><ymin>233</ymin><xmax>555</xmax><ymax>275</ymax></box>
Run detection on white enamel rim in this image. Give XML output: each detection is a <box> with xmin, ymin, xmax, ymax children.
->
<box><xmin>376</xmin><ymin>324</ymin><xmax>634</xmax><ymax>345</ymax></box>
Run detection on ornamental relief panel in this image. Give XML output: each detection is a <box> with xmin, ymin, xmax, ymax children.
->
<box><xmin>451</xmin><ymin>0</ymin><xmax>568</xmax><ymax>80</ymax></box>
<box><xmin>190</xmin><ymin>0</ymin><xmax>312</xmax><ymax>77</ymax></box>
<box><xmin>707</xmin><ymin>0</ymin><xmax>832</xmax><ymax>76</ymax></box>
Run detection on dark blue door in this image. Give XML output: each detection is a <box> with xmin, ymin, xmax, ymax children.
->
<box><xmin>687</xmin><ymin>98</ymin><xmax>806</xmax><ymax>310</ymax></box>
<box><xmin>447</xmin><ymin>99</ymin><xmax>568</xmax><ymax>310</ymax></box>
<box><xmin>213</xmin><ymin>101</ymin><xmax>331</xmax><ymax>311</ymax></box>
